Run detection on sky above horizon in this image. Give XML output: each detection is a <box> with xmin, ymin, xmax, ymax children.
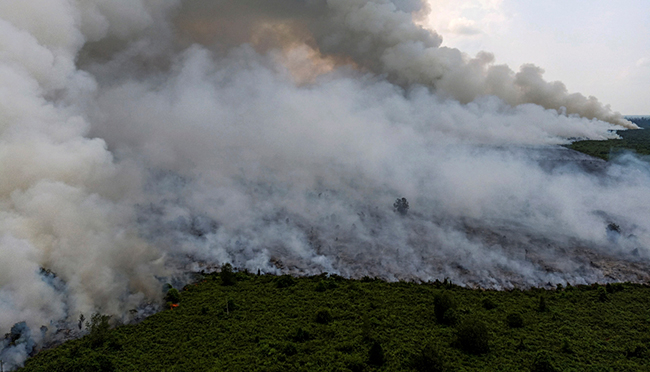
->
<box><xmin>424</xmin><ymin>0</ymin><xmax>650</xmax><ymax>115</ymax></box>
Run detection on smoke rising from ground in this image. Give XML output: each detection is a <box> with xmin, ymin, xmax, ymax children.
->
<box><xmin>0</xmin><ymin>0</ymin><xmax>648</xmax><ymax>368</ymax></box>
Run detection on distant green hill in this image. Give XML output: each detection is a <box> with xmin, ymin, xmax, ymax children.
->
<box><xmin>19</xmin><ymin>271</ymin><xmax>650</xmax><ymax>371</ymax></box>
<box><xmin>568</xmin><ymin>117</ymin><xmax>650</xmax><ymax>160</ymax></box>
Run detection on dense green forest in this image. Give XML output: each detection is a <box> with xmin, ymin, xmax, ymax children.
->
<box><xmin>19</xmin><ymin>269</ymin><xmax>650</xmax><ymax>371</ymax></box>
<box><xmin>568</xmin><ymin>117</ymin><xmax>650</xmax><ymax>160</ymax></box>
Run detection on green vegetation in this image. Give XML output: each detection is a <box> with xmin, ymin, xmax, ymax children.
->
<box><xmin>505</xmin><ymin>312</ymin><xmax>524</xmax><ymax>329</ymax></box>
<box><xmin>454</xmin><ymin>317</ymin><xmax>490</xmax><ymax>355</ymax></box>
<box><xmin>530</xmin><ymin>351</ymin><xmax>558</xmax><ymax>372</ymax></box>
<box><xmin>165</xmin><ymin>288</ymin><xmax>181</xmax><ymax>304</ymax></box>
<box><xmin>19</xmin><ymin>273</ymin><xmax>650</xmax><ymax>371</ymax></box>
<box><xmin>568</xmin><ymin>117</ymin><xmax>650</xmax><ymax>160</ymax></box>
<box><xmin>433</xmin><ymin>291</ymin><xmax>457</xmax><ymax>325</ymax></box>
<box><xmin>220</xmin><ymin>263</ymin><xmax>236</xmax><ymax>286</ymax></box>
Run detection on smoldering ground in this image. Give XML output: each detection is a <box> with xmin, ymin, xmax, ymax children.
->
<box><xmin>0</xmin><ymin>0</ymin><xmax>648</xmax><ymax>369</ymax></box>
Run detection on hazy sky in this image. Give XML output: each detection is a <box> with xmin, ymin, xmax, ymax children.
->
<box><xmin>425</xmin><ymin>0</ymin><xmax>650</xmax><ymax>115</ymax></box>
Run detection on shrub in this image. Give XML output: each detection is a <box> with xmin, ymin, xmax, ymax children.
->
<box><xmin>86</xmin><ymin>314</ymin><xmax>112</xmax><ymax>348</ymax></box>
<box><xmin>442</xmin><ymin>308</ymin><xmax>460</xmax><ymax>326</ymax></box>
<box><xmin>220</xmin><ymin>263</ymin><xmax>236</xmax><ymax>286</ymax></box>
<box><xmin>315</xmin><ymin>281</ymin><xmax>327</xmax><ymax>292</ymax></box>
<box><xmin>537</xmin><ymin>296</ymin><xmax>547</xmax><ymax>312</ymax></box>
<box><xmin>344</xmin><ymin>355</ymin><xmax>365</xmax><ymax>372</ymax></box>
<box><xmin>561</xmin><ymin>338</ymin><xmax>573</xmax><ymax>354</ymax></box>
<box><xmin>368</xmin><ymin>341</ymin><xmax>385</xmax><ymax>366</ymax></box>
<box><xmin>412</xmin><ymin>343</ymin><xmax>445</xmax><ymax>372</ymax></box>
<box><xmin>482</xmin><ymin>298</ymin><xmax>497</xmax><ymax>310</ymax></box>
<box><xmin>225</xmin><ymin>299</ymin><xmax>237</xmax><ymax>313</ymax></box>
<box><xmin>607</xmin><ymin>222</ymin><xmax>621</xmax><ymax>233</ymax></box>
<box><xmin>506</xmin><ymin>312</ymin><xmax>524</xmax><ymax>328</ymax></box>
<box><xmin>69</xmin><ymin>352</ymin><xmax>116</xmax><ymax>372</ymax></box>
<box><xmin>315</xmin><ymin>309</ymin><xmax>332</xmax><ymax>324</ymax></box>
<box><xmin>455</xmin><ymin>317</ymin><xmax>490</xmax><ymax>355</ymax></box>
<box><xmin>292</xmin><ymin>327</ymin><xmax>310</xmax><ymax>343</ymax></box>
<box><xmin>626</xmin><ymin>344</ymin><xmax>648</xmax><ymax>358</ymax></box>
<box><xmin>598</xmin><ymin>287</ymin><xmax>608</xmax><ymax>302</ymax></box>
<box><xmin>282</xmin><ymin>343</ymin><xmax>297</xmax><ymax>356</ymax></box>
<box><xmin>433</xmin><ymin>292</ymin><xmax>457</xmax><ymax>324</ymax></box>
<box><xmin>530</xmin><ymin>351</ymin><xmax>558</xmax><ymax>372</ymax></box>
<box><xmin>516</xmin><ymin>338</ymin><xmax>527</xmax><ymax>351</ymax></box>
<box><xmin>234</xmin><ymin>270</ymin><xmax>252</xmax><ymax>282</ymax></box>
<box><xmin>276</xmin><ymin>275</ymin><xmax>296</xmax><ymax>288</ymax></box>
<box><xmin>165</xmin><ymin>288</ymin><xmax>181</xmax><ymax>304</ymax></box>
<box><xmin>393</xmin><ymin>197</ymin><xmax>409</xmax><ymax>215</ymax></box>
<box><xmin>362</xmin><ymin>314</ymin><xmax>376</xmax><ymax>341</ymax></box>
<box><xmin>78</xmin><ymin>314</ymin><xmax>85</xmax><ymax>330</ymax></box>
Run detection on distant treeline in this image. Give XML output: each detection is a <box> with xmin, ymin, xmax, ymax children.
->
<box><xmin>568</xmin><ymin>116</ymin><xmax>650</xmax><ymax>160</ymax></box>
<box><xmin>626</xmin><ymin>116</ymin><xmax>650</xmax><ymax>128</ymax></box>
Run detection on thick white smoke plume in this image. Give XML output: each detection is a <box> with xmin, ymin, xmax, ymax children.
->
<box><xmin>0</xmin><ymin>0</ymin><xmax>648</xmax><ymax>368</ymax></box>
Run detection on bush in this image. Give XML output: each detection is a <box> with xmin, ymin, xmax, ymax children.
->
<box><xmin>368</xmin><ymin>341</ymin><xmax>385</xmax><ymax>366</ymax></box>
<box><xmin>281</xmin><ymin>343</ymin><xmax>297</xmax><ymax>356</ymax></box>
<box><xmin>516</xmin><ymin>338</ymin><xmax>527</xmax><ymax>351</ymax></box>
<box><xmin>598</xmin><ymin>287</ymin><xmax>608</xmax><ymax>302</ymax></box>
<box><xmin>344</xmin><ymin>355</ymin><xmax>365</xmax><ymax>372</ymax></box>
<box><xmin>276</xmin><ymin>275</ymin><xmax>296</xmax><ymax>288</ymax></box>
<box><xmin>362</xmin><ymin>314</ymin><xmax>377</xmax><ymax>341</ymax></box>
<box><xmin>433</xmin><ymin>292</ymin><xmax>457</xmax><ymax>324</ymax></box>
<box><xmin>220</xmin><ymin>263</ymin><xmax>236</xmax><ymax>286</ymax></box>
<box><xmin>607</xmin><ymin>223</ymin><xmax>621</xmax><ymax>233</ymax></box>
<box><xmin>561</xmin><ymin>338</ymin><xmax>573</xmax><ymax>354</ymax></box>
<box><xmin>165</xmin><ymin>288</ymin><xmax>181</xmax><ymax>304</ymax></box>
<box><xmin>315</xmin><ymin>309</ymin><xmax>332</xmax><ymax>324</ymax></box>
<box><xmin>64</xmin><ymin>351</ymin><xmax>116</xmax><ymax>372</ymax></box>
<box><xmin>292</xmin><ymin>327</ymin><xmax>310</xmax><ymax>343</ymax></box>
<box><xmin>610</xmin><ymin>283</ymin><xmax>624</xmax><ymax>293</ymax></box>
<box><xmin>482</xmin><ymin>298</ymin><xmax>497</xmax><ymax>310</ymax></box>
<box><xmin>86</xmin><ymin>314</ymin><xmax>112</xmax><ymax>348</ymax></box>
<box><xmin>530</xmin><ymin>351</ymin><xmax>558</xmax><ymax>372</ymax></box>
<box><xmin>537</xmin><ymin>296</ymin><xmax>547</xmax><ymax>312</ymax></box>
<box><xmin>394</xmin><ymin>197</ymin><xmax>409</xmax><ymax>215</ymax></box>
<box><xmin>412</xmin><ymin>343</ymin><xmax>445</xmax><ymax>372</ymax></box>
<box><xmin>506</xmin><ymin>312</ymin><xmax>524</xmax><ymax>328</ymax></box>
<box><xmin>442</xmin><ymin>308</ymin><xmax>460</xmax><ymax>326</ymax></box>
<box><xmin>224</xmin><ymin>299</ymin><xmax>238</xmax><ymax>314</ymax></box>
<box><xmin>234</xmin><ymin>270</ymin><xmax>253</xmax><ymax>282</ymax></box>
<box><xmin>626</xmin><ymin>344</ymin><xmax>648</xmax><ymax>358</ymax></box>
<box><xmin>315</xmin><ymin>281</ymin><xmax>327</xmax><ymax>292</ymax></box>
<box><xmin>455</xmin><ymin>317</ymin><xmax>490</xmax><ymax>355</ymax></box>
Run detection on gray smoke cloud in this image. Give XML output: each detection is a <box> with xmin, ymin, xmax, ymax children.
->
<box><xmin>0</xmin><ymin>0</ymin><xmax>648</xmax><ymax>368</ymax></box>
<box><xmin>175</xmin><ymin>0</ymin><xmax>635</xmax><ymax>128</ymax></box>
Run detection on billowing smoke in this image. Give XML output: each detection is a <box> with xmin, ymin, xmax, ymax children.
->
<box><xmin>175</xmin><ymin>0</ymin><xmax>635</xmax><ymax>128</ymax></box>
<box><xmin>0</xmin><ymin>0</ymin><xmax>648</xmax><ymax>368</ymax></box>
